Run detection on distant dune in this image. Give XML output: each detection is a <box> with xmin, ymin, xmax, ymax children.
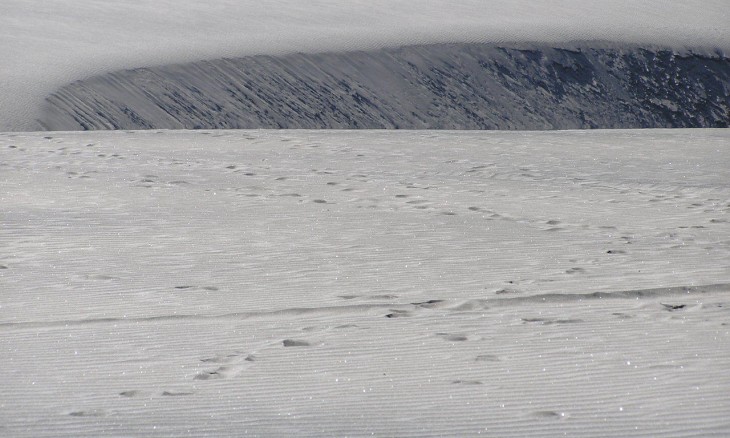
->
<box><xmin>2</xmin><ymin>0</ymin><xmax>730</xmax><ymax>131</ymax></box>
<box><xmin>41</xmin><ymin>43</ymin><xmax>730</xmax><ymax>130</ymax></box>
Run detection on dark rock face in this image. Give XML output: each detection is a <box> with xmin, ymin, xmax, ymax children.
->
<box><xmin>40</xmin><ymin>44</ymin><xmax>730</xmax><ymax>130</ymax></box>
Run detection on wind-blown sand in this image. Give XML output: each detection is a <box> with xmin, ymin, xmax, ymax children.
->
<box><xmin>39</xmin><ymin>44</ymin><xmax>730</xmax><ymax>131</ymax></box>
<box><xmin>2</xmin><ymin>129</ymin><xmax>729</xmax><ymax>436</ymax></box>
<box><xmin>2</xmin><ymin>0</ymin><xmax>730</xmax><ymax>131</ymax></box>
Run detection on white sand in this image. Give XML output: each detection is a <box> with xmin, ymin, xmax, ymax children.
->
<box><xmin>2</xmin><ymin>0</ymin><xmax>730</xmax><ymax>131</ymax></box>
<box><xmin>1</xmin><ymin>129</ymin><xmax>729</xmax><ymax>436</ymax></box>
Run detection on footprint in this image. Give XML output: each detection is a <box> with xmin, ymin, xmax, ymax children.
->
<box><xmin>119</xmin><ymin>390</ymin><xmax>144</xmax><ymax>398</ymax></box>
<box><xmin>452</xmin><ymin>380</ymin><xmax>483</xmax><ymax>385</ymax></box>
<box><xmin>565</xmin><ymin>267</ymin><xmax>585</xmax><ymax>275</ymax></box>
<box><xmin>411</xmin><ymin>299</ymin><xmax>445</xmax><ymax>308</ymax></box>
<box><xmin>660</xmin><ymin>303</ymin><xmax>687</xmax><ymax>311</ymax></box>
<box><xmin>532</xmin><ymin>411</ymin><xmax>566</xmax><ymax>419</ymax></box>
<box><xmin>522</xmin><ymin>318</ymin><xmax>583</xmax><ymax>325</ymax></box>
<box><xmin>282</xmin><ymin>339</ymin><xmax>311</xmax><ymax>347</ymax></box>
<box><xmin>495</xmin><ymin>287</ymin><xmax>521</xmax><ymax>295</ymax></box>
<box><xmin>338</xmin><ymin>295</ymin><xmax>359</xmax><ymax>300</ymax></box>
<box><xmin>68</xmin><ymin>410</ymin><xmax>106</xmax><ymax>417</ymax></box>
<box><xmin>161</xmin><ymin>391</ymin><xmax>194</xmax><ymax>397</ymax></box>
<box><xmin>200</xmin><ymin>352</ymin><xmax>241</xmax><ymax>363</ymax></box>
<box><xmin>86</xmin><ymin>274</ymin><xmax>117</xmax><ymax>281</ymax></box>
<box><xmin>368</xmin><ymin>294</ymin><xmax>399</xmax><ymax>300</ymax></box>
<box><xmin>195</xmin><ymin>351</ymin><xmax>252</xmax><ymax>380</ymax></box>
<box><xmin>194</xmin><ymin>364</ymin><xmax>248</xmax><ymax>380</ymax></box>
<box><xmin>194</xmin><ymin>370</ymin><xmax>224</xmax><ymax>380</ymax></box>
<box><xmin>436</xmin><ymin>333</ymin><xmax>477</xmax><ymax>342</ymax></box>
<box><xmin>385</xmin><ymin>310</ymin><xmax>412</xmax><ymax>318</ymax></box>
<box><xmin>450</xmin><ymin>299</ymin><xmax>490</xmax><ymax>312</ymax></box>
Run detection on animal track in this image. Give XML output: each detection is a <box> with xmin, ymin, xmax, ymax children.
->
<box><xmin>565</xmin><ymin>267</ymin><xmax>586</xmax><ymax>274</ymax></box>
<box><xmin>194</xmin><ymin>351</ymin><xmax>253</xmax><ymax>380</ymax></box>
<box><xmin>411</xmin><ymin>299</ymin><xmax>445</xmax><ymax>308</ymax></box>
<box><xmin>385</xmin><ymin>299</ymin><xmax>446</xmax><ymax>318</ymax></box>
<box><xmin>532</xmin><ymin>411</ymin><xmax>566</xmax><ymax>419</ymax></box>
<box><xmin>451</xmin><ymin>380</ymin><xmax>483</xmax><ymax>385</ymax></box>
<box><xmin>282</xmin><ymin>339</ymin><xmax>311</xmax><ymax>347</ymax></box>
<box><xmin>338</xmin><ymin>295</ymin><xmax>359</xmax><ymax>300</ymax></box>
<box><xmin>495</xmin><ymin>287</ymin><xmax>521</xmax><ymax>295</ymax></box>
<box><xmin>385</xmin><ymin>310</ymin><xmax>412</xmax><ymax>318</ymax></box>
<box><xmin>475</xmin><ymin>354</ymin><xmax>501</xmax><ymax>362</ymax></box>
<box><xmin>161</xmin><ymin>391</ymin><xmax>194</xmax><ymax>397</ymax></box>
<box><xmin>436</xmin><ymin>332</ymin><xmax>479</xmax><ymax>342</ymax></box>
<box><xmin>67</xmin><ymin>410</ymin><xmax>106</xmax><ymax>417</ymax></box>
<box><xmin>173</xmin><ymin>285</ymin><xmax>219</xmax><ymax>291</ymax></box>
<box><xmin>522</xmin><ymin>318</ymin><xmax>583</xmax><ymax>325</ymax></box>
<box><xmin>660</xmin><ymin>303</ymin><xmax>687</xmax><ymax>311</ymax></box>
<box><xmin>449</xmin><ymin>299</ymin><xmax>490</xmax><ymax>312</ymax></box>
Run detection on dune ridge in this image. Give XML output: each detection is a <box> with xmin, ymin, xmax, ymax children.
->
<box><xmin>41</xmin><ymin>44</ymin><xmax>730</xmax><ymax>131</ymax></box>
<box><xmin>2</xmin><ymin>0</ymin><xmax>730</xmax><ymax>130</ymax></box>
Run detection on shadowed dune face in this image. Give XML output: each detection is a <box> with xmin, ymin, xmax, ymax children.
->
<box><xmin>40</xmin><ymin>44</ymin><xmax>730</xmax><ymax>131</ymax></box>
<box><xmin>3</xmin><ymin>0</ymin><xmax>730</xmax><ymax>130</ymax></box>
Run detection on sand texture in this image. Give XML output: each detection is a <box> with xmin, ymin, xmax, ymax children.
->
<box><xmin>1</xmin><ymin>129</ymin><xmax>729</xmax><ymax>436</ymax></box>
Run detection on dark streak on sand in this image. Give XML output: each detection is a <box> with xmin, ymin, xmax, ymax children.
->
<box><xmin>1</xmin><ymin>284</ymin><xmax>727</xmax><ymax>332</ymax></box>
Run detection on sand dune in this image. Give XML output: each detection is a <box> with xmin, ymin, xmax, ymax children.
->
<box><xmin>2</xmin><ymin>1</ymin><xmax>730</xmax><ymax>130</ymax></box>
<box><xmin>40</xmin><ymin>44</ymin><xmax>730</xmax><ymax>131</ymax></box>
<box><xmin>2</xmin><ymin>129</ymin><xmax>729</xmax><ymax>436</ymax></box>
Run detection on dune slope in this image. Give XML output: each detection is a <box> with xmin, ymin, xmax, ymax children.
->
<box><xmin>2</xmin><ymin>129</ymin><xmax>729</xmax><ymax>436</ymax></box>
<box><xmin>41</xmin><ymin>44</ymin><xmax>730</xmax><ymax>131</ymax></box>
<box><xmin>2</xmin><ymin>0</ymin><xmax>730</xmax><ymax>131</ymax></box>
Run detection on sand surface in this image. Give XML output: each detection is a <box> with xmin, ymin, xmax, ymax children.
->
<box><xmin>2</xmin><ymin>1</ymin><xmax>730</xmax><ymax>131</ymax></box>
<box><xmin>1</xmin><ymin>129</ymin><xmax>729</xmax><ymax>436</ymax></box>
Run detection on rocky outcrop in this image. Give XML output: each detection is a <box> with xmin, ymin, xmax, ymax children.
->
<box><xmin>40</xmin><ymin>44</ymin><xmax>730</xmax><ymax>130</ymax></box>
